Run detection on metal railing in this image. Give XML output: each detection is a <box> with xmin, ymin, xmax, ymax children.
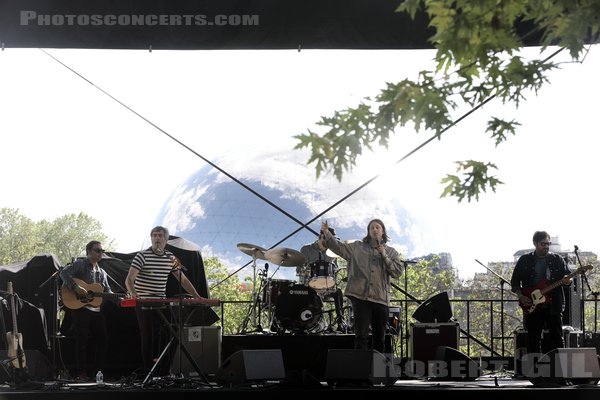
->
<box><xmin>210</xmin><ymin>296</ymin><xmax>600</xmax><ymax>359</ymax></box>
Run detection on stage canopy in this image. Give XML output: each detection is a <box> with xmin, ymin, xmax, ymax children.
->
<box><xmin>3</xmin><ymin>0</ymin><xmax>436</xmax><ymax>50</ymax></box>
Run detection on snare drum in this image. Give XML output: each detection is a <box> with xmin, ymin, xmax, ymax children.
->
<box><xmin>308</xmin><ymin>260</ymin><xmax>336</xmax><ymax>290</ymax></box>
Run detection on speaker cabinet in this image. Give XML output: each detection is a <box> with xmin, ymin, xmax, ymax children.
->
<box><xmin>324</xmin><ymin>349</ymin><xmax>398</xmax><ymax>386</ymax></box>
<box><xmin>170</xmin><ymin>326</ymin><xmax>221</xmax><ymax>377</ymax></box>
<box><xmin>514</xmin><ymin>328</ymin><xmax>585</xmax><ymax>376</ymax></box>
<box><xmin>214</xmin><ymin>349</ymin><xmax>285</xmax><ymax>386</ymax></box>
<box><xmin>523</xmin><ymin>347</ymin><xmax>600</xmax><ymax>386</ymax></box>
<box><xmin>428</xmin><ymin>346</ymin><xmax>481</xmax><ymax>380</ymax></box>
<box><xmin>0</xmin><ymin>350</ymin><xmax>53</xmax><ymax>382</ymax></box>
<box><xmin>514</xmin><ymin>329</ymin><xmax>528</xmax><ymax>376</ymax></box>
<box><xmin>409</xmin><ymin>322</ymin><xmax>459</xmax><ymax>377</ymax></box>
<box><xmin>411</xmin><ymin>292</ymin><xmax>452</xmax><ymax>323</ymax></box>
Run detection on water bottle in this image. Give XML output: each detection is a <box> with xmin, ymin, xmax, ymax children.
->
<box><xmin>95</xmin><ymin>370</ymin><xmax>104</xmax><ymax>386</ymax></box>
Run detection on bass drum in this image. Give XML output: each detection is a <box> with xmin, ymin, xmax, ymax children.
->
<box><xmin>275</xmin><ymin>284</ymin><xmax>323</xmax><ymax>332</ymax></box>
<box><xmin>261</xmin><ymin>279</ymin><xmax>295</xmax><ymax>309</ymax></box>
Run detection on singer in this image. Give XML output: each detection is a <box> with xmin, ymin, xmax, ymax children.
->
<box><xmin>320</xmin><ymin>219</ymin><xmax>402</xmax><ymax>353</ymax></box>
<box><xmin>59</xmin><ymin>240</ymin><xmax>112</xmax><ymax>381</ymax></box>
<box><xmin>125</xmin><ymin>226</ymin><xmax>203</xmax><ymax>370</ymax></box>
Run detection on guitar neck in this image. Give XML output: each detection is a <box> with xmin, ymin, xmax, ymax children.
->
<box><xmin>7</xmin><ymin>282</ymin><xmax>18</xmax><ymax>335</ymax></box>
<box><xmin>540</xmin><ymin>269</ymin><xmax>581</xmax><ymax>295</ymax></box>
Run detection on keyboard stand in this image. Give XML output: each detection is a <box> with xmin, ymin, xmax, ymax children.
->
<box><xmin>141</xmin><ymin>306</ymin><xmax>210</xmax><ymax>386</ymax></box>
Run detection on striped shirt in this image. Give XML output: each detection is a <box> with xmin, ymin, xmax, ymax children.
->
<box><xmin>131</xmin><ymin>249</ymin><xmax>176</xmax><ymax>298</ymax></box>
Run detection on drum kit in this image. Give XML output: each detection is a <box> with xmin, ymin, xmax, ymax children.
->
<box><xmin>237</xmin><ymin>242</ymin><xmax>344</xmax><ymax>334</ymax></box>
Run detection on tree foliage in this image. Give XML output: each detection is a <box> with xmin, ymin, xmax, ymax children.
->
<box><xmin>205</xmin><ymin>256</ymin><xmax>254</xmax><ymax>335</ymax></box>
<box><xmin>295</xmin><ymin>0</ymin><xmax>600</xmax><ymax>202</ymax></box>
<box><xmin>0</xmin><ymin>208</ymin><xmax>111</xmax><ymax>265</ymax></box>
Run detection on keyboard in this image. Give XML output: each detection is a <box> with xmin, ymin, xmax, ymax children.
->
<box><xmin>119</xmin><ymin>297</ymin><xmax>220</xmax><ymax>308</ymax></box>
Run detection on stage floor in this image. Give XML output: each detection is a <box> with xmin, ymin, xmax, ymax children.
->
<box><xmin>1</xmin><ymin>375</ymin><xmax>599</xmax><ymax>400</ymax></box>
<box><xmin>4</xmin><ymin>332</ymin><xmax>600</xmax><ymax>399</ymax></box>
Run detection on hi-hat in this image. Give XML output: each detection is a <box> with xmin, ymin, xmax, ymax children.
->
<box><xmin>264</xmin><ymin>247</ymin><xmax>306</xmax><ymax>267</ymax></box>
<box><xmin>237</xmin><ymin>243</ymin><xmax>267</xmax><ymax>260</ymax></box>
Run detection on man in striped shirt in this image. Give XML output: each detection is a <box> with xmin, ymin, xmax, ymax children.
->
<box><xmin>125</xmin><ymin>226</ymin><xmax>202</xmax><ymax>369</ymax></box>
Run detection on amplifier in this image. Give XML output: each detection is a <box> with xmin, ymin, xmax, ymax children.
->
<box><xmin>410</xmin><ymin>322</ymin><xmax>459</xmax><ymax>376</ymax></box>
<box><xmin>564</xmin><ymin>329</ymin><xmax>583</xmax><ymax>348</ymax></box>
<box><xmin>170</xmin><ymin>325</ymin><xmax>221</xmax><ymax>376</ymax></box>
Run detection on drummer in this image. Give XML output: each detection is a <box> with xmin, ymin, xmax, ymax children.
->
<box><xmin>299</xmin><ymin>228</ymin><xmax>346</xmax><ymax>332</ymax></box>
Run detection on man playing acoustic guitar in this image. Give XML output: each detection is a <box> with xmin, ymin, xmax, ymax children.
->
<box><xmin>510</xmin><ymin>231</ymin><xmax>571</xmax><ymax>356</ymax></box>
<box><xmin>60</xmin><ymin>240</ymin><xmax>112</xmax><ymax>381</ymax></box>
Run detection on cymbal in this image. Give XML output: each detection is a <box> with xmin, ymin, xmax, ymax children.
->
<box><xmin>236</xmin><ymin>243</ymin><xmax>267</xmax><ymax>260</ymax></box>
<box><xmin>264</xmin><ymin>247</ymin><xmax>306</xmax><ymax>267</ymax></box>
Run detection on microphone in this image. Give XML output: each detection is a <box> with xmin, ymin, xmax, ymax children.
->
<box><xmin>574</xmin><ymin>245</ymin><xmax>579</xmax><ymax>252</ymax></box>
<box><xmin>265</xmin><ymin>263</ymin><xmax>269</xmax><ymax>272</ymax></box>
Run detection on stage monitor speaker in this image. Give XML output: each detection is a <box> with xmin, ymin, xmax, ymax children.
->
<box><xmin>170</xmin><ymin>326</ymin><xmax>221</xmax><ymax>377</ymax></box>
<box><xmin>324</xmin><ymin>349</ymin><xmax>398</xmax><ymax>386</ymax></box>
<box><xmin>523</xmin><ymin>347</ymin><xmax>600</xmax><ymax>386</ymax></box>
<box><xmin>412</xmin><ymin>292</ymin><xmax>452</xmax><ymax>323</ymax></box>
<box><xmin>409</xmin><ymin>322</ymin><xmax>459</xmax><ymax>377</ymax></box>
<box><xmin>0</xmin><ymin>350</ymin><xmax>53</xmax><ymax>382</ymax></box>
<box><xmin>214</xmin><ymin>349</ymin><xmax>285</xmax><ymax>386</ymax></box>
<box><xmin>429</xmin><ymin>346</ymin><xmax>481</xmax><ymax>380</ymax></box>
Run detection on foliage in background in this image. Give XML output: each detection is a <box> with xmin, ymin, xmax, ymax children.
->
<box><xmin>204</xmin><ymin>256</ymin><xmax>253</xmax><ymax>335</ymax></box>
<box><xmin>0</xmin><ymin>207</ymin><xmax>112</xmax><ymax>265</ymax></box>
<box><xmin>4</xmin><ymin>208</ymin><xmax>600</xmax><ymax>359</ymax></box>
<box><xmin>295</xmin><ymin>0</ymin><xmax>600</xmax><ymax>202</ymax></box>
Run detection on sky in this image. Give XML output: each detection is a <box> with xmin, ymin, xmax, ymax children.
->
<box><xmin>1</xmin><ymin>45</ymin><xmax>599</xmax><ymax>280</ymax></box>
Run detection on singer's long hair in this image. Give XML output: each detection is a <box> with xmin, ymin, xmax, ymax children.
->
<box><xmin>362</xmin><ymin>219</ymin><xmax>389</xmax><ymax>244</ymax></box>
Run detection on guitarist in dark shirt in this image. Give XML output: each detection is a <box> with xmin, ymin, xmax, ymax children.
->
<box><xmin>510</xmin><ymin>231</ymin><xmax>571</xmax><ymax>356</ymax></box>
<box><xmin>60</xmin><ymin>240</ymin><xmax>112</xmax><ymax>381</ymax></box>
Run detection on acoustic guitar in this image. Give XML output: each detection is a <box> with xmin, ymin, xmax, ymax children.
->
<box><xmin>6</xmin><ymin>281</ymin><xmax>27</xmax><ymax>370</ymax></box>
<box><xmin>519</xmin><ymin>265</ymin><xmax>593</xmax><ymax>314</ymax></box>
<box><xmin>61</xmin><ymin>278</ymin><xmax>124</xmax><ymax>310</ymax></box>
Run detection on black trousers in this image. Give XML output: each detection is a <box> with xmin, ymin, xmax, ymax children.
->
<box><xmin>524</xmin><ymin>307</ymin><xmax>564</xmax><ymax>354</ymax></box>
<box><xmin>71</xmin><ymin>307</ymin><xmax>108</xmax><ymax>376</ymax></box>
<box><xmin>348</xmin><ymin>297</ymin><xmax>388</xmax><ymax>353</ymax></box>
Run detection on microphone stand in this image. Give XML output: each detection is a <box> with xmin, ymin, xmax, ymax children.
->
<box><xmin>176</xmin><ymin>263</ymin><xmax>184</xmax><ymax>379</ymax></box>
<box><xmin>475</xmin><ymin>259</ymin><xmax>513</xmax><ymax>356</ymax></box>
<box><xmin>37</xmin><ymin>266</ymin><xmax>64</xmax><ymax>379</ymax></box>
<box><xmin>390</xmin><ymin>267</ymin><xmax>503</xmax><ymax>359</ymax></box>
<box><xmin>574</xmin><ymin>245</ymin><xmax>594</xmax><ymax>335</ymax></box>
<box><xmin>391</xmin><ymin>260</ymin><xmax>419</xmax><ymax>359</ymax></box>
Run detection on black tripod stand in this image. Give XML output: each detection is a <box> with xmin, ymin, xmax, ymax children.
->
<box><xmin>142</xmin><ymin>265</ymin><xmax>209</xmax><ymax>386</ymax></box>
<box><xmin>475</xmin><ymin>259</ymin><xmax>514</xmax><ymax>355</ymax></box>
<box><xmin>37</xmin><ymin>267</ymin><xmax>65</xmax><ymax>379</ymax></box>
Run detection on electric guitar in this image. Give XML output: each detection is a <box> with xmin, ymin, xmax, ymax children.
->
<box><xmin>6</xmin><ymin>282</ymin><xmax>27</xmax><ymax>370</ymax></box>
<box><xmin>61</xmin><ymin>278</ymin><xmax>124</xmax><ymax>310</ymax></box>
<box><xmin>519</xmin><ymin>265</ymin><xmax>593</xmax><ymax>314</ymax></box>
